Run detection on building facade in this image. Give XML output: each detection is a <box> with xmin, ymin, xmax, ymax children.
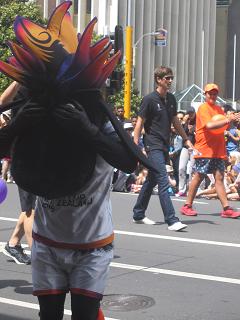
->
<box><xmin>118</xmin><ymin>0</ymin><xmax>216</xmax><ymax>96</ymax></box>
<box><xmin>225</xmin><ymin>0</ymin><xmax>240</xmax><ymax>102</ymax></box>
<box><xmin>36</xmin><ymin>0</ymin><xmax>216</xmax><ymax>97</ymax></box>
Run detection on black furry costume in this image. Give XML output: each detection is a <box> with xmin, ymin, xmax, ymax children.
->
<box><xmin>0</xmin><ymin>1</ymin><xmax>156</xmax><ymax>199</ymax></box>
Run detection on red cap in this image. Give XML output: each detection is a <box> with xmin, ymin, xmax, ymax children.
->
<box><xmin>204</xmin><ymin>83</ymin><xmax>219</xmax><ymax>93</ymax></box>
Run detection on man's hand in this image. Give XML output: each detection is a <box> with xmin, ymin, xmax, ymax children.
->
<box><xmin>53</xmin><ymin>101</ymin><xmax>99</xmax><ymax>138</ymax></box>
<box><xmin>184</xmin><ymin>139</ymin><xmax>194</xmax><ymax>150</ymax></box>
<box><xmin>184</xmin><ymin>139</ymin><xmax>202</xmax><ymax>156</ymax></box>
<box><xmin>9</xmin><ymin>102</ymin><xmax>46</xmax><ymax>135</ymax></box>
<box><xmin>227</xmin><ymin>112</ymin><xmax>240</xmax><ymax>123</ymax></box>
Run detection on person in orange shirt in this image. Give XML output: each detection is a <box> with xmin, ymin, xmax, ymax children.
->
<box><xmin>180</xmin><ymin>83</ymin><xmax>240</xmax><ymax>218</ymax></box>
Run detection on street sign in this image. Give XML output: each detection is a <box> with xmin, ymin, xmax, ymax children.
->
<box><xmin>155</xmin><ymin>28</ymin><xmax>167</xmax><ymax>46</ymax></box>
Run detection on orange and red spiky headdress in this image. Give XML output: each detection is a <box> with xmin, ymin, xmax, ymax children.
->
<box><xmin>0</xmin><ymin>1</ymin><xmax>120</xmax><ymax>96</ymax></box>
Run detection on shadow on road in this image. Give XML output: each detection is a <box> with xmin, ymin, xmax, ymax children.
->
<box><xmin>0</xmin><ymin>314</ymin><xmax>34</xmax><ymax>320</ymax></box>
<box><xmin>184</xmin><ymin>219</ymin><xmax>216</xmax><ymax>225</ymax></box>
<box><xmin>0</xmin><ymin>279</ymin><xmax>33</xmax><ymax>295</ymax></box>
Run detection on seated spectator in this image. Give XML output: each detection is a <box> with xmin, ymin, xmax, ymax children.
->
<box><xmin>196</xmin><ymin>183</ymin><xmax>217</xmax><ymax>200</ymax></box>
<box><xmin>228</xmin><ymin>151</ymin><xmax>240</xmax><ymax>168</ymax></box>
<box><xmin>196</xmin><ymin>171</ymin><xmax>235</xmax><ymax>200</ymax></box>
<box><xmin>222</xmin><ymin>103</ymin><xmax>234</xmax><ymax>115</ymax></box>
<box><xmin>227</xmin><ymin>163</ymin><xmax>240</xmax><ymax>201</ymax></box>
<box><xmin>166</xmin><ymin>164</ymin><xmax>176</xmax><ymax>195</ymax></box>
<box><xmin>123</xmin><ymin>121</ymin><xmax>134</xmax><ymax>136</ymax></box>
<box><xmin>131</xmin><ymin>115</ymin><xmax>137</xmax><ymax>129</ymax></box>
<box><xmin>112</xmin><ymin>121</ymin><xmax>136</xmax><ymax>192</ymax></box>
<box><xmin>112</xmin><ymin>170</ymin><xmax>136</xmax><ymax>192</ymax></box>
<box><xmin>131</xmin><ymin>167</ymin><xmax>148</xmax><ymax>193</ymax></box>
<box><xmin>225</xmin><ymin>119</ymin><xmax>240</xmax><ymax>156</ymax></box>
<box><xmin>116</xmin><ymin>106</ymin><xmax>125</xmax><ymax>124</ymax></box>
<box><xmin>169</xmin><ymin>125</ymin><xmax>183</xmax><ymax>188</ymax></box>
<box><xmin>153</xmin><ymin>165</ymin><xmax>176</xmax><ymax>196</ymax></box>
<box><xmin>131</xmin><ymin>117</ymin><xmax>145</xmax><ymax>153</ymax></box>
<box><xmin>176</xmin><ymin>107</ymin><xmax>196</xmax><ymax>197</ymax></box>
<box><xmin>124</xmin><ymin>121</ymin><xmax>146</xmax><ymax>153</ymax></box>
<box><xmin>176</xmin><ymin>111</ymin><xmax>185</xmax><ymax>124</ymax></box>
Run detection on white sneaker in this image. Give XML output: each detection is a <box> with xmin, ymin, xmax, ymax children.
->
<box><xmin>168</xmin><ymin>221</ymin><xmax>187</xmax><ymax>231</ymax></box>
<box><xmin>133</xmin><ymin>217</ymin><xmax>156</xmax><ymax>225</ymax></box>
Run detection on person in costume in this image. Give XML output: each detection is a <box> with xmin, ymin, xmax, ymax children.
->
<box><xmin>180</xmin><ymin>83</ymin><xmax>240</xmax><ymax>218</ymax></box>
<box><xmin>0</xmin><ymin>2</ymin><xmax>157</xmax><ymax>319</ymax></box>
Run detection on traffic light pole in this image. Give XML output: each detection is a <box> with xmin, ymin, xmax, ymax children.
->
<box><xmin>124</xmin><ymin>0</ymin><xmax>132</xmax><ymax>119</ymax></box>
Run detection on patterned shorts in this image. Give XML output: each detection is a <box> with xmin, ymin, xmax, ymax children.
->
<box><xmin>193</xmin><ymin>158</ymin><xmax>225</xmax><ymax>174</ymax></box>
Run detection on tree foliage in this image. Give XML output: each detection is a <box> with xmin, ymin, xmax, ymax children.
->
<box><xmin>107</xmin><ymin>80</ymin><xmax>142</xmax><ymax>117</ymax></box>
<box><xmin>0</xmin><ymin>0</ymin><xmax>45</xmax><ymax>93</ymax></box>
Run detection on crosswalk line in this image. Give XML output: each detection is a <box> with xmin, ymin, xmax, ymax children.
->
<box><xmin>115</xmin><ymin>230</ymin><xmax>240</xmax><ymax>248</ymax></box>
<box><xmin>110</xmin><ymin>262</ymin><xmax>240</xmax><ymax>285</ymax></box>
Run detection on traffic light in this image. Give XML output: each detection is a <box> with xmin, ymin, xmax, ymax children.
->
<box><xmin>107</xmin><ymin>25</ymin><xmax>124</xmax><ymax>95</ymax></box>
<box><xmin>114</xmin><ymin>25</ymin><xmax>124</xmax><ymax>63</ymax></box>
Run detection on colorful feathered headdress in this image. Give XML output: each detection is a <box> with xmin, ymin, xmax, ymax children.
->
<box><xmin>0</xmin><ymin>1</ymin><xmax>120</xmax><ymax>99</ymax></box>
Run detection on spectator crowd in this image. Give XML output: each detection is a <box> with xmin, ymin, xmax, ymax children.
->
<box><xmin>111</xmin><ymin>104</ymin><xmax>240</xmax><ymax>202</ymax></box>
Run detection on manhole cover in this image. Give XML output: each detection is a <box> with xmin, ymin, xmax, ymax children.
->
<box><xmin>101</xmin><ymin>294</ymin><xmax>155</xmax><ymax>311</ymax></box>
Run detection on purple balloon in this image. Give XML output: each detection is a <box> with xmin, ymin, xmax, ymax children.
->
<box><xmin>0</xmin><ymin>178</ymin><xmax>7</xmax><ymax>204</ymax></box>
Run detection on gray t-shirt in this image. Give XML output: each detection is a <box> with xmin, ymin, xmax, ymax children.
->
<box><xmin>33</xmin><ymin>122</ymin><xmax>115</xmax><ymax>249</ymax></box>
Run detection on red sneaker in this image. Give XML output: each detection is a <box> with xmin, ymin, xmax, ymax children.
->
<box><xmin>98</xmin><ymin>308</ymin><xmax>105</xmax><ymax>320</ymax></box>
<box><xmin>180</xmin><ymin>204</ymin><xmax>198</xmax><ymax>216</ymax></box>
<box><xmin>221</xmin><ymin>207</ymin><xmax>240</xmax><ymax>219</ymax></box>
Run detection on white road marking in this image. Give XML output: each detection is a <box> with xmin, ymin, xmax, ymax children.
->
<box><xmin>2</xmin><ymin>241</ymin><xmax>239</xmax><ymax>287</ymax></box>
<box><xmin>1</xmin><ymin>221</ymin><xmax>240</xmax><ymax>253</ymax></box>
<box><xmin>115</xmin><ymin>230</ymin><xmax>240</xmax><ymax>248</ymax></box>
<box><xmin>110</xmin><ymin>262</ymin><xmax>240</xmax><ymax>285</ymax></box>
<box><xmin>0</xmin><ymin>217</ymin><xmax>18</xmax><ymax>222</ymax></box>
<box><xmin>113</xmin><ymin>193</ymin><xmax>208</xmax><ymax>204</ymax></box>
<box><xmin>172</xmin><ymin>198</ymin><xmax>208</xmax><ymax>204</ymax></box>
<box><xmin>2</xmin><ymin>238</ymin><xmax>240</xmax><ymax>286</ymax></box>
<box><xmin>0</xmin><ymin>297</ymin><xmax>119</xmax><ymax>320</ymax></box>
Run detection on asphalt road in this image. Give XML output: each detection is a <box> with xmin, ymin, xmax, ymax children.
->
<box><xmin>0</xmin><ymin>184</ymin><xmax>240</xmax><ymax>320</ymax></box>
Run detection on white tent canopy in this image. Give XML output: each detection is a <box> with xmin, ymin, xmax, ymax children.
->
<box><xmin>174</xmin><ymin>84</ymin><xmax>226</xmax><ymax>111</ymax></box>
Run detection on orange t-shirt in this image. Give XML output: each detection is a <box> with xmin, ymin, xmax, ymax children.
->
<box><xmin>194</xmin><ymin>102</ymin><xmax>227</xmax><ymax>159</ymax></box>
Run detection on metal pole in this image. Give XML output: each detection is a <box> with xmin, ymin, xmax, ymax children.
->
<box><xmin>127</xmin><ymin>0</ymin><xmax>131</xmax><ymax>26</ymax></box>
<box><xmin>134</xmin><ymin>32</ymin><xmax>160</xmax><ymax>48</ymax></box>
<box><xmin>133</xmin><ymin>31</ymin><xmax>162</xmax><ymax>82</ymax></box>
<box><xmin>43</xmin><ymin>0</ymin><xmax>48</xmax><ymax>19</ymax></box>
<box><xmin>77</xmin><ymin>0</ymin><xmax>81</xmax><ymax>33</ymax></box>
<box><xmin>233</xmin><ymin>34</ymin><xmax>236</xmax><ymax>107</ymax></box>
<box><xmin>201</xmin><ymin>30</ymin><xmax>204</xmax><ymax>102</ymax></box>
<box><xmin>124</xmin><ymin>0</ymin><xmax>132</xmax><ymax>119</ymax></box>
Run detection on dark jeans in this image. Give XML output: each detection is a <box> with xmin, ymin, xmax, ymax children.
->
<box><xmin>133</xmin><ymin>149</ymin><xmax>179</xmax><ymax>226</ymax></box>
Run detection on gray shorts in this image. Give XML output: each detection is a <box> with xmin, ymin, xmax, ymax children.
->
<box><xmin>18</xmin><ymin>187</ymin><xmax>36</xmax><ymax>212</ymax></box>
<box><xmin>193</xmin><ymin>158</ymin><xmax>225</xmax><ymax>174</ymax></box>
<box><xmin>31</xmin><ymin>240</ymin><xmax>113</xmax><ymax>298</ymax></box>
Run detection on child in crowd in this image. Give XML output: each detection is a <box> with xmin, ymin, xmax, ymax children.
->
<box><xmin>131</xmin><ymin>167</ymin><xmax>148</xmax><ymax>193</ymax></box>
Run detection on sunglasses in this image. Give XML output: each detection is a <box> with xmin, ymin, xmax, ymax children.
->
<box><xmin>163</xmin><ymin>75</ymin><xmax>174</xmax><ymax>81</ymax></box>
<box><xmin>207</xmin><ymin>92</ymin><xmax>218</xmax><ymax>96</ymax></box>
